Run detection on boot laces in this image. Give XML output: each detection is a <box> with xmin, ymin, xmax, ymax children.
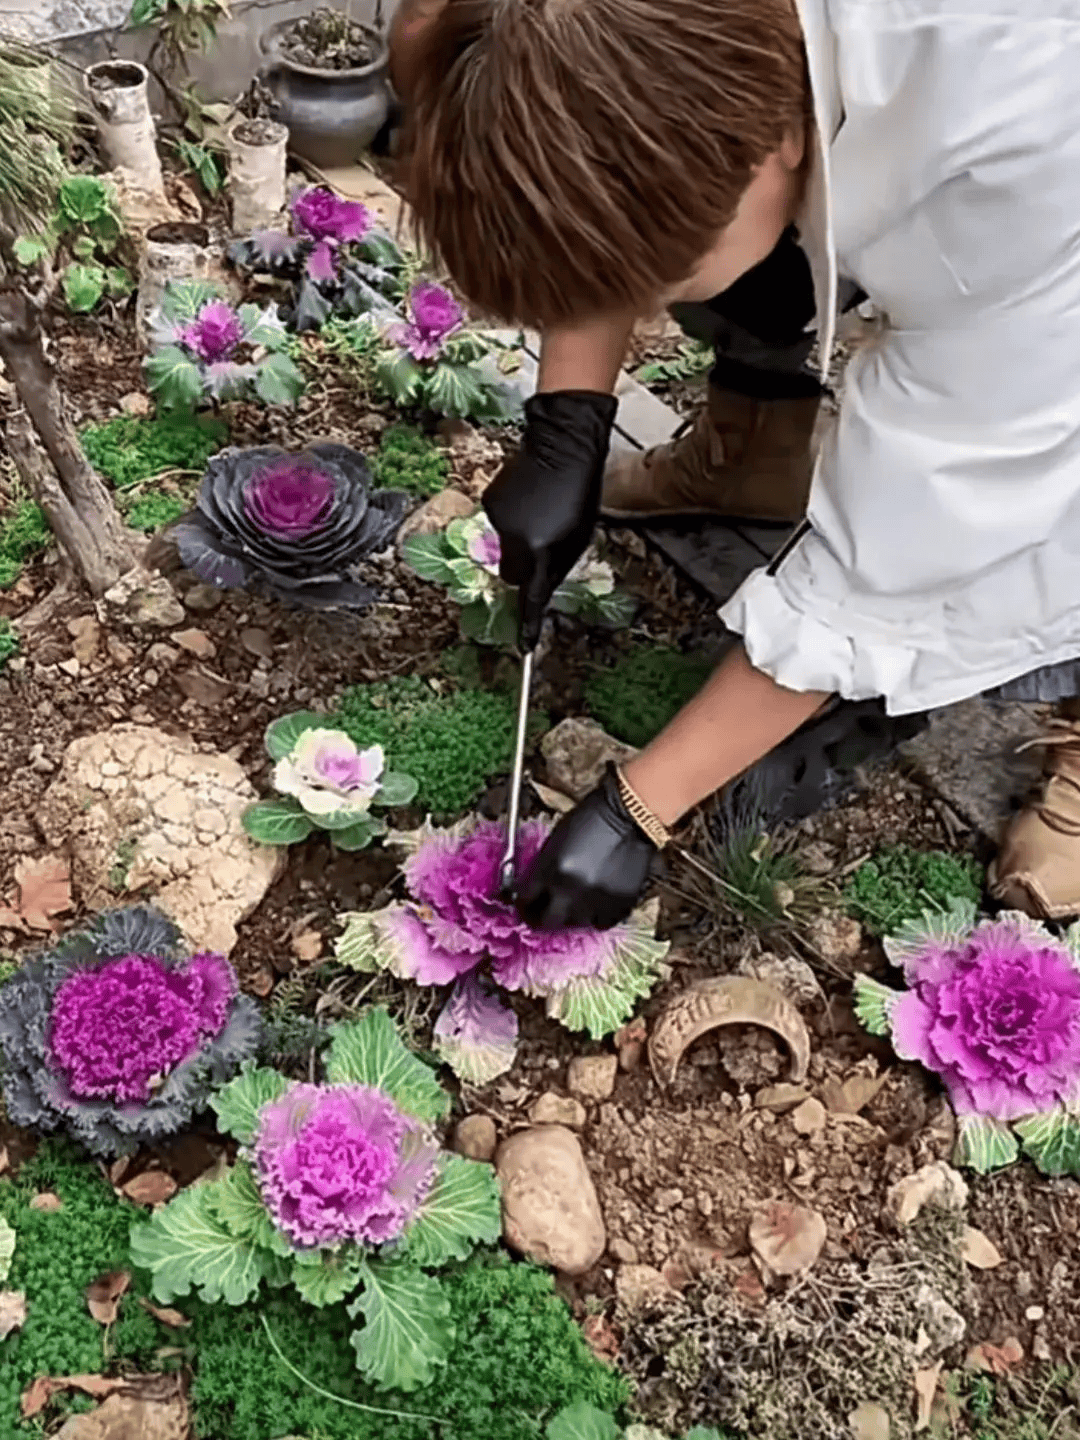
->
<box><xmin>1015</xmin><ymin>719</ymin><xmax>1080</xmax><ymax>837</ymax></box>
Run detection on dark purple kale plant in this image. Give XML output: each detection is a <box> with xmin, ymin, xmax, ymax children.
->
<box><xmin>0</xmin><ymin>905</ymin><xmax>261</xmax><ymax>1157</ymax></box>
<box><xmin>168</xmin><ymin>441</ymin><xmax>410</xmax><ymax>608</ymax></box>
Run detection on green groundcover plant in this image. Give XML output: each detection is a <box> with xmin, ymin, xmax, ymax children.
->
<box><xmin>0</xmin><ymin>618</ymin><xmax>19</xmax><ymax>670</ymax></box>
<box><xmin>0</xmin><ymin>1144</ymin><xmax>629</xmax><ymax>1438</ymax></box>
<box><xmin>0</xmin><ymin>498</ymin><xmax>50</xmax><ymax>588</ymax></box>
<box><xmin>585</xmin><ymin>647</ymin><xmax>714</xmax><ymax>749</ymax></box>
<box><xmin>80</xmin><ymin>411</ymin><xmax>227</xmax><ymax>490</ymax></box>
<box><xmin>843</xmin><ymin>844</ymin><xmax>984</xmax><ymax>936</ymax></box>
<box><xmin>244</xmin><ymin>712</ymin><xmax>418</xmax><ymax>850</ymax></box>
<box><xmin>405</xmin><ymin>511</ymin><xmax>635</xmax><ymax>647</ymax></box>
<box><xmin>131</xmin><ymin>1007</ymin><xmax>502</xmax><ymax>1392</ymax></box>
<box><xmin>336</xmin><ymin>675</ymin><xmax>545</xmax><ymax>818</ymax></box>
<box><xmin>370</xmin><ymin>424</ymin><xmax>449</xmax><ymax>498</ymax></box>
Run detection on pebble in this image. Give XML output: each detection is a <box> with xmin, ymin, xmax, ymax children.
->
<box><xmin>791</xmin><ymin>1097</ymin><xmax>827</xmax><ymax>1135</ymax></box>
<box><xmin>608</xmin><ymin>1237</ymin><xmax>638</xmax><ymax>1264</ymax></box>
<box><xmin>172</xmin><ymin>627</ymin><xmax>217</xmax><ymax>658</ymax></box>
<box><xmin>454</xmin><ymin>1114</ymin><xmax>497</xmax><ymax>1162</ymax></box>
<box><xmin>529</xmin><ymin>1092</ymin><xmax>587</xmax><ymax>1128</ymax></box>
<box><xmin>1025</xmin><ymin>1306</ymin><xmax>1045</xmax><ymax>1322</ymax></box>
<box><xmin>654</xmin><ymin>1188</ymin><xmax>683</xmax><ymax>1214</ymax></box>
<box><xmin>497</xmin><ymin>1125</ymin><xmax>606</xmax><ymax>1275</ymax></box>
<box><xmin>567</xmin><ymin>1054</ymin><xmax>618</xmax><ymax>1103</ymax></box>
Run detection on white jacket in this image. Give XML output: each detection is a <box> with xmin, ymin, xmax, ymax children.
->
<box><xmin>720</xmin><ymin>0</ymin><xmax>1080</xmax><ymax>714</ymax></box>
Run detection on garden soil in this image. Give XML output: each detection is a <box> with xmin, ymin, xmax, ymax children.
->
<box><xmin>1</xmin><ymin>306</ymin><xmax>1078</xmax><ymax>1438</ymax></box>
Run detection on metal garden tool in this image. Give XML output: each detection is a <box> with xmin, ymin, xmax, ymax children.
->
<box><xmin>499</xmin><ymin>648</ymin><xmax>535</xmax><ymax>899</ymax></box>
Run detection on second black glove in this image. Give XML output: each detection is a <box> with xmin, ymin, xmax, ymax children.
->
<box><xmin>483</xmin><ymin>390</ymin><xmax>617</xmax><ymax>649</ymax></box>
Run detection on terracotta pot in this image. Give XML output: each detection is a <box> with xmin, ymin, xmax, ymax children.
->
<box><xmin>258</xmin><ymin>19</ymin><xmax>391</xmax><ymax>169</ymax></box>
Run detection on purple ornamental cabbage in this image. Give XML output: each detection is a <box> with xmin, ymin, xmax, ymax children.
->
<box><xmin>336</xmin><ymin>819</ymin><xmax>670</xmax><ymax>1083</ymax></box>
<box><xmin>169</xmin><ymin>442</ymin><xmax>410</xmax><ymax>608</ymax></box>
<box><xmin>292</xmin><ymin>186</ymin><xmax>373</xmax><ymax>285</ymax></box>
<box><xmin>180</xmin><ymin>300</ymin><xmax>245</xmax><ymax>363</ymax></box>
<box><xmin>388</xmin><ymin>282</ymin><xmax>464</xmax><ymax>361</ymax></box>
<box><xmin>0</xmin><ymin>906</ymin><xmax>261</xmax><ymax>1157</ymax></box>
<box><xmin>855</xmin><ymin>904</ymin><xmax>1080</xmax><ymax>1175</ymax></box>
<box><xmin>254</xmin><ymin>1082</ymin><xmax>439</xmax><ymax>1248</ymax></box>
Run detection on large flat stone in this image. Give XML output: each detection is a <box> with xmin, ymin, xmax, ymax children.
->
<box><xmin>901</xmin><ymin>698</ymin><xmax>1045</xmax><ymax>839</ymax></box>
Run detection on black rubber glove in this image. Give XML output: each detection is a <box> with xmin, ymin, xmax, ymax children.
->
<box><xmin>516</xmin><ymin>765</ymin><xmax>657</xmax><ymax>930</ymax></box>
<box><xmin>483</xmin><ymin>390</ymin><xmax>618</xmax><ymax>649</ymax></box>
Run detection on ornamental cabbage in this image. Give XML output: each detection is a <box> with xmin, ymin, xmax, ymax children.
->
<box><xmin>129</xmin><ymin>1007</ymin><xmax>502</xmax><ymax>1393</ymax></box>
<box><xmin>336</xmin><ymin>819</ymin><xmax>670</xmax><ymax>1083</ymax></box>
<box><xmin>855</xmin><ymin>901</ymin><xmax>1080</xmax><ymax>1176</ymax></box>
<box><xmin>243</xmin><ymin>711</ymin><xmax>418</xmax><ymax>850</ymax></box>
<box><xmin>387</xmin><ymin>281</ymin><xmax>464</xmax><ymax>361</ymax></box>
<box><xmin>0</xmin><ymin>905</ymin><xmax>260</xmax><ymax>1157</ymax></box>
<box><xmin>228</xmin><ymin>185</ymin><xmax>405</xmax><ymax>333</ymax></box>
<box><xmin>404</xmin><ymin>509</ymin><xmax>636</xmax><ymax>645</ymax></box>
<box><xmin>145</xmin><ymin>280</ymin><xmax>306</xmax><ymax>411</ymax></box>
<box><xmin>169</xmin><ymin>441</ymin><xmax>409</xmax><ymax>608</ymax></box>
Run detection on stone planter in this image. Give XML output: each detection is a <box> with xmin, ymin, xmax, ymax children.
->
<box><xmin>136</xmin><ymin>221</ymin><xmax>213</xmax><ymax>342</ymax></box>
<box><xmin>226</xmin><ymin>117</ymin><xmax>289</xmax><ymax>234</ymax></box>
<box><xmin>86</xmin><ymin>61</ymin><xmax>164</xmax><ymax>195</ymax></box>
<box><xmin>258</xmin><ymin>20</ymin><xmax>391</xmax><ymax>169</ymax></box>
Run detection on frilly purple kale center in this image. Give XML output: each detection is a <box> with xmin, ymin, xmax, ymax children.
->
<box><xmin>0</xmin><ymin>905</ymin><xmax>262</xmax><ymax>1157</ymax></box>
<box><xmin>169</xmin><ymin>442</ymin><xmax>410</xmax><ymax>608</ymax></box>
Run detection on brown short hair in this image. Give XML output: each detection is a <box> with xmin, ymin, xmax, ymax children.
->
<box><xmin>399</xmin><ymin>0</ymin><xmax>809</xmax><ymax>328</ymax></box>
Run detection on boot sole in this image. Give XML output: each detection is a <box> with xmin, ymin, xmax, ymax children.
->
<box><xmin>599</xmin><ymin>501</ymin><xmax>801</xmax><ymax>524</ymax></box>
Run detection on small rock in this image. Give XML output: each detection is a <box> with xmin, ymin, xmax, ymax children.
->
<box><xmin>67</xmin><ymin>615</ymin><xmax>100</xmax><ymax>665</ymax></box>
<box><xmin>146</xmin><ymin>643</ymin><xmax>178</xmax><ymax>668</ymax></box>
<box><xmin>172</xmin><ymin>627</ymin><xmax>216</xmax><ymax>659</ymax></box>
<box><xmin>749</xmin><ymin>1201</ymin><xmax>826</xmax><ymax>1276</ymax></box>
<box><xmin>737</xmin><ymin>952</ymin><xmax>821</xmax><ymax>1007</ymax></box>
<box><xmin>104</xmin><ymin>569</ymin><xmax>185</xmax><ymax>629</ymax></box>
<box><xmin>240</xmin><ymin>627</ymin><xmax>274</xmax><ymax>660</ymax></box>
<box><xmin>754</xmin><ymin>1083</ymin><xmax>810</xmax><ymax>1113</ymax></box>
<box><xmin>183</xmin><ymin>583</ymin><xmax>225</xmax><ymax>614</ymax></box>
<box><xmin>806</xmin><ymin>911</ymin><xmax>864</xmax><ymax>966</ymax></box>
<box><xmin>454</xmin><ymin>1114</ymin><xmax>497</xmax><ymax>1162</ymax></box>
<box><xmin>654</xmin><ymin>1187</ymin><xmax>683</xmax><ymax>1213</ymax></box>
<box><xmin>175</xmin><ymin>667</ymin><xmax>231</xmax><ymax>708</ymax></box>
<box><xmin>396</xmin><ymin>488</ymin><xmax>476</xmax><ymax>547</ymax></box>
<box><xmin>105</xmin><ymin>635</ymin><xmax>135</xmax><ymax>667</ymax></box>
<box><xmin>614</xmin><ymin>1264</ymin><xmax>673</xmax><ymax>1314</ymax></box>
<box><xmin>916</xmin><ymin>1283</ymin><xmax>966</xmax><ymax>1354</ymax></box>
<box><xmin>119</xmin><ymin>390</ymin><xmax>153</xmax><ymax>415</ymax></box>
<box><xmin>791</xmin><ymin>1097</ymin><xmax>827</xmax><ymax>1135</ymax></box>
<box><xmin>960</xmin><ymin>1226</ymin><xmax>1004</xmax><ymax>1269</ymax></box>
<box><xmin>529</xmin><ymin>1092</ymin><xmax>587</xmax><ymax>1128</ymax></box>
<box><xmin>615</xmin><ymin>1018</ymin><xmax>647</xmax><ymax>1071</ymax></box>
<box><xmin>496</xmin><ymin>1125</ymin><xmax>606</xmax><ymax>1275</ymax></box>
<box><xmin>848</xmin><ymin>1401</ymin><xmax>891</xmax><ymax>1440</ymax></box>
<box><xmin>540</xmin><ymin>718</ymin><xmax>638</xmax><ymax>801</ymax></box>
<box><xmin>822</xmin><ymin>1073</ymin><xmax>887</xmax><ymax>1114</ymax></box>
<box><xmin>886</xmin><ymin>1161</ymin><xmax>969</xmax><ymax>1226</ymax></box>
<box><xmin>609</xmin><ymin>1237</ymin><xmax>638</xmax><ymax>1264</ymax></box>
<box><xmin>57</xmin><ymin>658</ymin><xmax>80</xmax><ymax>677</ymax></box>
<box><xmin>567</xmin><ymin>1054</ymin><xmax>618</xmax><ymax>1103</ymax></box>
<box><xmin>1025</xmin><ymin>1305</ymin><xmax>1045</xmax><ymax>1321</ymax></box>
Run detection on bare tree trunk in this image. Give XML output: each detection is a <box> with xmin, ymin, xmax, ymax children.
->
<box><xmin>0</xmin><ymin>288</ymin><xmax>137</xmax><ymax>595</ymax></box>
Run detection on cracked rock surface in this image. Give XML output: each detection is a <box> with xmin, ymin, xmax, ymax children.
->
<box><xmin>39</xmin><ymin>724</ymin><xmax>282</xmax><ymax>954</ymax></box>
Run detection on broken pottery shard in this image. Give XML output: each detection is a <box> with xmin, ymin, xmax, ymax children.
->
<box><xmin>648</xmin><ymin>976</ymin><xmax>810</xmax><ymax>1089</ymax></box>
<box><xmin>496</xmin><ymin>1125</ymin><xmax>605</xmax><ymax>1275</ymax></box>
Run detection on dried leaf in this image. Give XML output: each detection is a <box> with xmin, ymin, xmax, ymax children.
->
<box><xmin>86</xmin><ymin>1269</ymin><xmax>132</xmax><ymax>1325</ymax></box>
<box><xmin>138</xmin><ymin>1297</ymin><xmax>191</xmax><ymax>1329</ymax></box>
<box><xmin>967</xmin><ymin>1337</ymin><xmax>1024</xmax><ymax>1375</ymax></box>
<box><xmin>0</xmin><ymin>1290</ymin><xmax>27</xmax><ymax>1339</ymax></box>
<box><xmin>109</xmin><ymin>1156</ymin><xmax>132</xmax><ymax>1187</ymax></box>
<box><xmin>530</xmin><ymin>780</ymin><xmax>577</xmax><ymax>815</ymax></box>
<box><xmin>20</xmin><ymin>1373</ymin><xmax>126</xmax><ymax>1419</ymax></box>
<box><xmin>581</xmin><ymin>1313</ymin><xmax>619</xmax><ymax>1363</ymax></box>
<box><xmin>290</xmin><ymin>928</ymin><xmax>323</xmax><ymax>962</ymax></box>
<box><xmin>0</xmin><ymin>903</ymin><xmax>26</xmax><ymax>931</ymax></box>
<box><xmin>849</xmin><ymin>1401</ymin><xmax>890</xmax><ymax>1440</ymax></box>
<box><xmin>749</xmin><ymin>1201</ymin><xmax>827</xmax><ymax>1276</ymax></box>
<box><xmin>122</xmin><ymin>1171</ymin><xmax>178</xmax><ymax>1207</ymax></box>
<box><xmin>824</xmin><ymin>1073</ymin><xmax>887</xmax><ymax>1114</ymax></box>
<box><xmin>12</xmin><ymin>854</ymin><xmax>71</xmax><ymax>931</ymax></box>
<box><xmin>913</xmin><ymin>1363</ymin><xmax>942</xmax><ymax>1432</ymax></box>
<box><xmin>733</xmin><ymin>1266</ymin><xmax>766</xmax><ymax>1302</ymax></box>
<box><xmin>29</xmin><ymin>1192</ymin><xmax>62</xmax><ymax>1212</ymax></box>
<box><xmin>959</xmin><ymin>1226</ymin><xmax>1004</xmax><ymax>1270</ymax></box>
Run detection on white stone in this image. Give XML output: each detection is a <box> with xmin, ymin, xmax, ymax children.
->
<box><xmin>496</xmin><ymin>1125</ymin><xmax>605</xmax><ymax>1275</ymax></box>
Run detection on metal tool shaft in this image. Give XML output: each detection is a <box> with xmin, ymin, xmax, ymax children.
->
<box><xmin>499</xmin><ymin>648</ymin><xmax>535</xmax><ymax>896</ymax></box>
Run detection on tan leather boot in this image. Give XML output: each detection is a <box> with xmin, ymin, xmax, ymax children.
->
<box><xmin>990</xmin><ymin>717</ymin><xmax>1080</xmax><ymax>918</ymax></box>
<box><xmin>601</xmin><ymin>383</ymin><xmax>821</xmax><ymax>522</ymax></box>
